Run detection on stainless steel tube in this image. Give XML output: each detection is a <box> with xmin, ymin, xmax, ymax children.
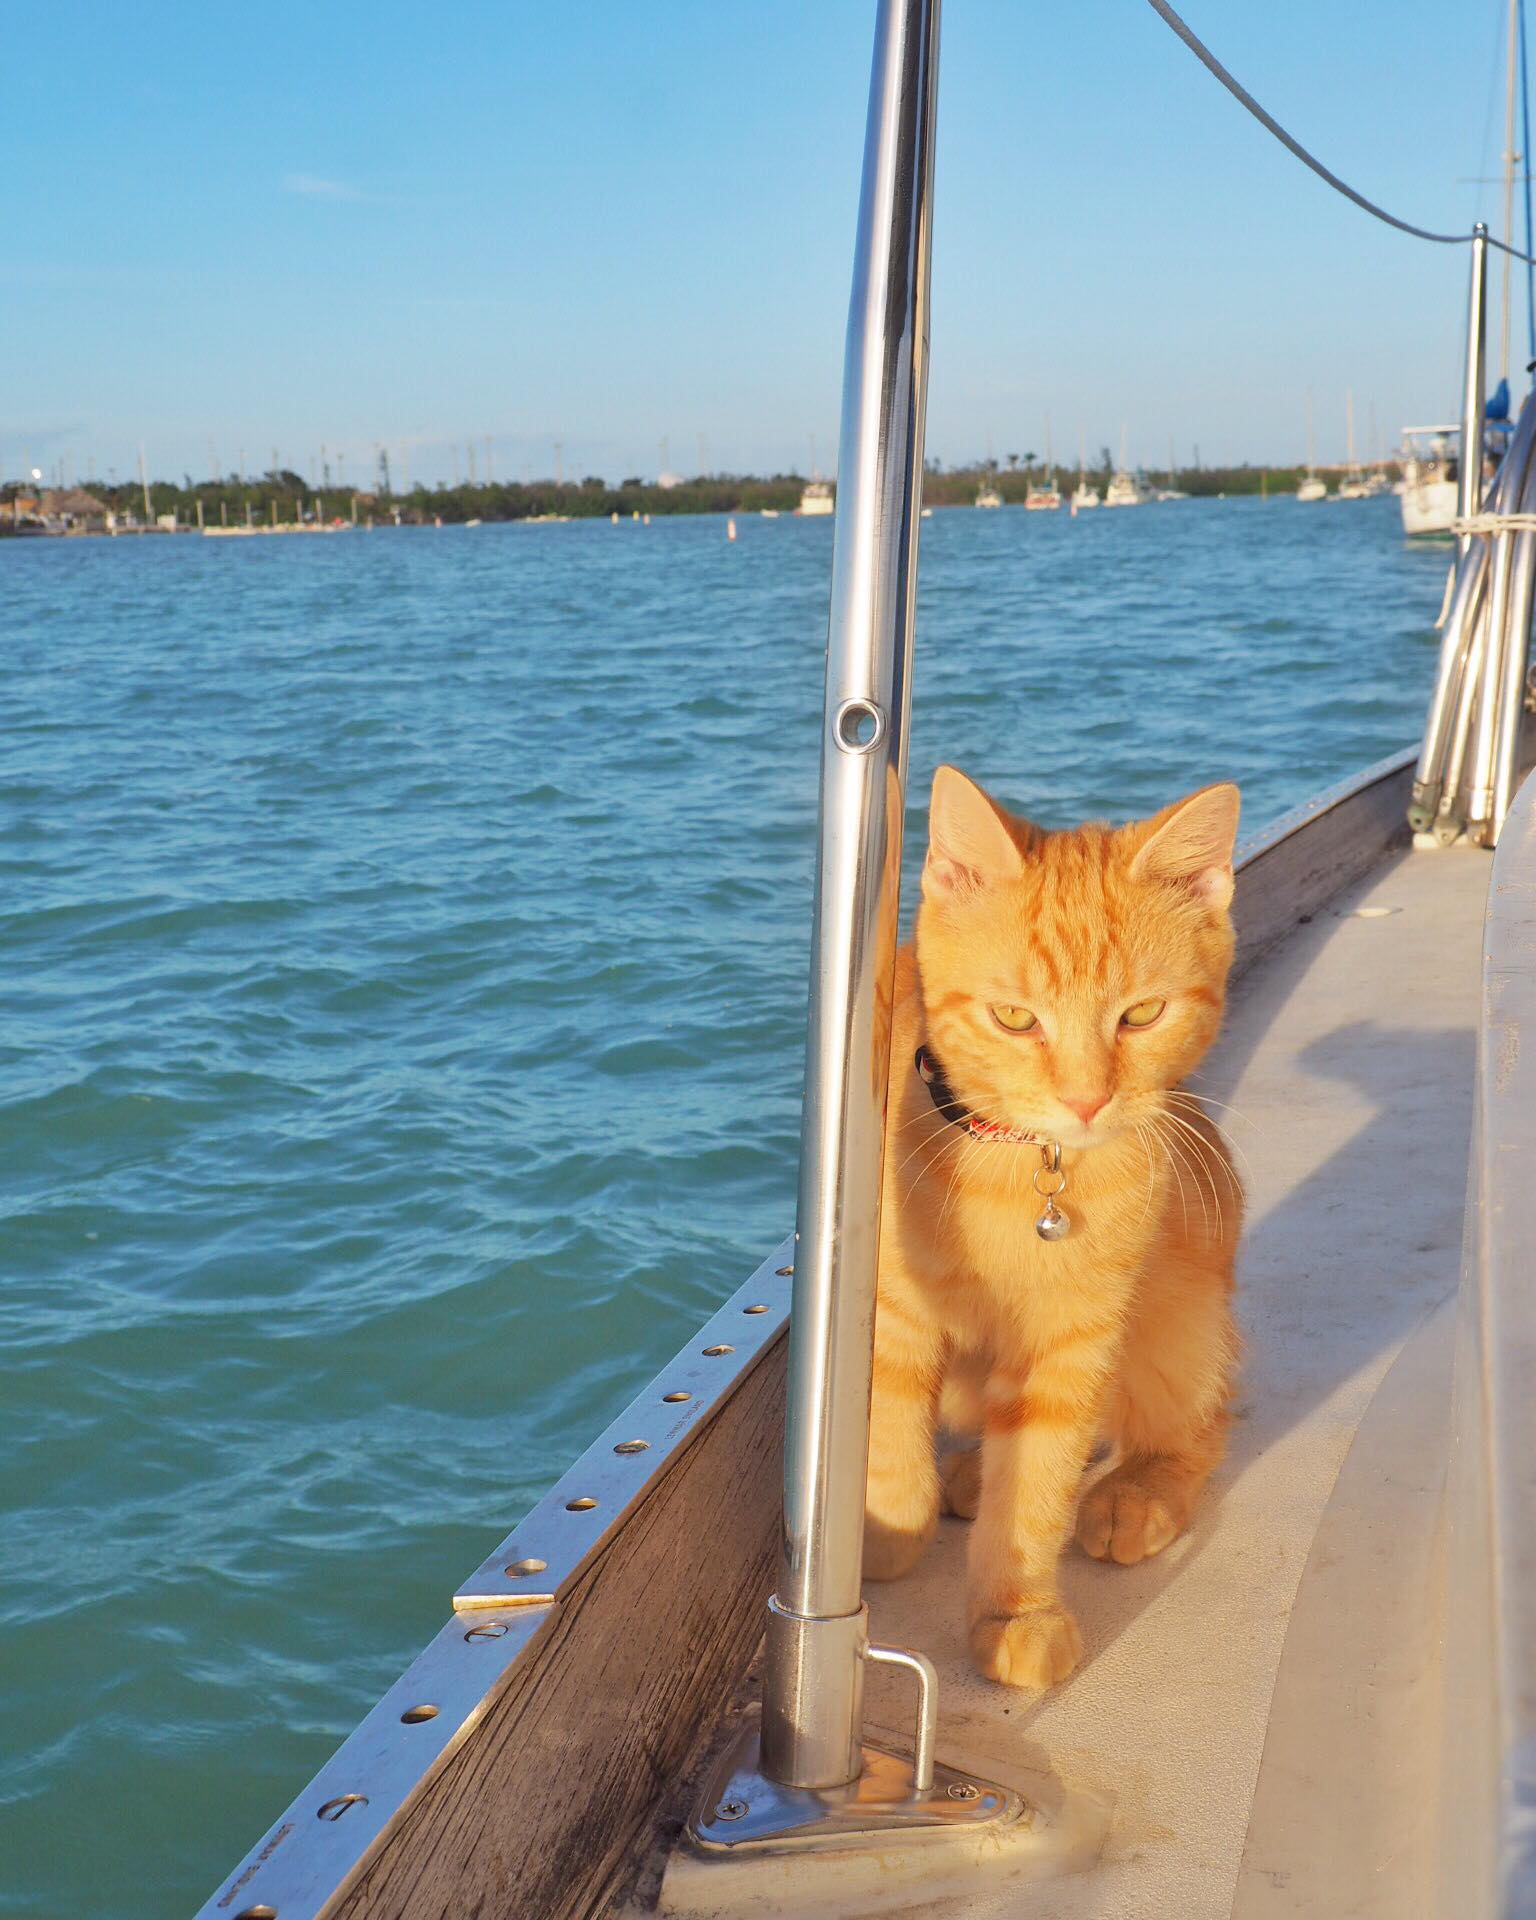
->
<box><xmin>1410</xmin><ymin>227</ymin><xmax>1487</xmax><ymax>830</ymax></box>
<box><xmin>1469</xmin><ymin>396</ymin><xmax>1536</xmax><ymax>839</ymax></box>
<box><xmin>761</xmin><ymin>0</ymin><xmax>942</xmax><ymax>1793</ymax></box>
<box><xmin>1434</xmin><ymin>576</ymin><xmax>1491</xmax><ymax>845</ymax></box>
<box><xmin>1409</xmin><ymin>540</ymin><xmax>1489</xmax><ymax>830</ymax></box>
<box><xmin>1458</xmin><ymin>225</ymin><xmax>1490</xmax><ymax>559</ymax></box>
<box><xmin>1413</xmin><ymin>228</ymin><xmax>1482</xmax><ymax>829</ymax></box>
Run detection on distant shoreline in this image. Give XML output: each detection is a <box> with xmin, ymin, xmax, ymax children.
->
<box><xmin>0</xmin><ymin>461</ymin><xmax>1400</xmax><ymax>538</ymax></box>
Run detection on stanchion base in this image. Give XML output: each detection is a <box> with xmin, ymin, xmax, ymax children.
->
<box><xmin>655</xmin><ymin>1715</ymin><xmax>1104</xmax><ymax>1918</ymax></box>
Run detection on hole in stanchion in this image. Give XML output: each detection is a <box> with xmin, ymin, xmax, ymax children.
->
<box><xmin>662</xmin><ymin>1390</ymin><xmax>691</xmax><ymax>1403</ymax></box>
<box><xmin>464</xmin><ymin>1621</ymin><xmax>510</xmax><ymax>1641</ymax></box>
<box><xmin>400</xmin><ymin>1704</ymin><xmax>439</xmax><ymax>1724</ymax></box>
<box><xmin>505</xmin><ymin>1557</ymin><xmax>547</xmax><ymax>1577</ymax></box>
<box><xmin>613</xmin><ymin>1439</ymin><xmax>649</xmax><ymax>1454</ymax></box>
<box><xmin>703</xmin><ymin>1344</ymin><xmax>735</xmax><ymax>1357</ymax></box>
<box><xmin>834</xmin><ymin>698</ymin><xmax>884</xmax><ymax>752</ymax></box>
<box><xmin>743</xmin><ymin>1303</ymin><xmax>769</xmax><ymax>1315</ymax></box>
<box><xmin>776</xmin><ymin>1266</ymin><xmax>794</xmax><ymax>1276</ymax></box>
<box><xmin>235</xmin><ymin>1908</ymin><xmax>278</xmax><ymax>1919</ymax></box>
<box><xmin>317</xmin><ymin>1794</ymin><xmax>368</xmax><ymax>1821</ymax></box>
<box><xmin>565</xmin><ymin>1496</ymin><xmax>598</xmax><ymax>1511</ymax></box>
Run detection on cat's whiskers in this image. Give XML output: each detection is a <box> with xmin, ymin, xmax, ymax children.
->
<box><xmin>1144</xmin><ymin>1117</ymin><xmax>1193</xmax><ymax>1238</ymax></box>
<box><xmin>890</xmin><ymin>1113</ymin><xmax>957</xmax><ymax>1185</ymax></box>
<box><xmin>1158</xmin><ymin>1103</ymin><xmax>1245</xmax><ymax>1207</ymax></box>
<box><xmin>1158</xmin><ymin>1117</ymin><xmax>1214</xmax><ymax>1239</ymax></box>
<box><xmin>1177</xmin><ymin>1074</ymin><xmax>1257</xmax><ymax>1129</ymax></box>
<box><xmin>1130</xmin><ymin>1120</ymin><xmax>1159</xmax><ymax>1230</ymax></box>
<box><xmin>936</xmin><ymin>1130</ymin><xmax>990</xmax><ymax>1236</ymax></box>
<box><xmin>1163</xmin><ymin>1090</ymin><xmax>1256</xmax><ymax>1184</ymax></box>
<box><xmin>897</xmin><ymin>1129</ymin><xmax>964</xmax><ymax>1207</ymax></box>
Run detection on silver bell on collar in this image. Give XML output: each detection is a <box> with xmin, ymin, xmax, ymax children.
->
<box><xmin>1033</xmin><ymin>1142</ymin><xmax>1070</xmax><ymax>1241</ymax></box>
<box><xmin>1035</xmin><ymin>1198</ymin><xmax>1071</xmax><ymax>1241</ymax></box>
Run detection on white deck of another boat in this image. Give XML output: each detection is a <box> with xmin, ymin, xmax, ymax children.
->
<box><xmin>861</xmin><ymin>839</ymin><xmax>1491</xmax><ymax>1919</ymax></box>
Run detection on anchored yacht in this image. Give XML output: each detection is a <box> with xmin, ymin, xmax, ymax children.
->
<box><xmin>1400</xmin><ymin>424</ymin><xmax>1462</xmax><ymax>535</ymax></box>
<box><xmin>798</xmin><ymin>480</ymin><xmax>834</xmax><ymax>516</ymax></box>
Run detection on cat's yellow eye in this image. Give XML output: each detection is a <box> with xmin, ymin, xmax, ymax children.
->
<box><xmin>1120</xmin><ymin>998</ymin><xmax>1166</xmax><ymax>1029</ymax></box>
<box><xmin>991</xmin><ymin>1004</ymin><xmax>1039</xmax><ymax>1033</ymax></box>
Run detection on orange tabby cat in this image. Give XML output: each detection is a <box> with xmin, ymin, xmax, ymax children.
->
<box><xmin>864</xmin><ymin>766</ymin><xmax>1243</xmax><ymax>1689</ymax></box>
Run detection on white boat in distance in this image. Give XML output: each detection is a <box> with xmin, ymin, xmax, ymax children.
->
<box><xmin>1400</xmin><ymin>424</ymin><xmax>1462</xmax><ymax>536</ymax></box>
<box><xmin>1103</xmin><ymin>469</ymin><xmax>1144</xmax><ymax>506</ymax></box>
<box><xmin>1071</xmin><ymin>479</ymin><xmax>1100</xmax><ymax>508</ymax></box>
<box><xmin>1334</xmin><ymin>390</ymin><xmax>1370</xmax><ymax>498</ymax></box>
<box><xmin>974</xmin><ymin>482</ymin><xmax>1003</xmax><ymax>508</ymax></box>
<box><xmin>798</xmin><ymin>480</ymin><xmax>834</xmax><ymax>516</ymax></box>
<box><xmin>1027</xmin><ymin>420</ymin><xmax>1063</xmax><ymax>507</ymax></box>
<box><xmin>1298</xmin><ymin>388</ymin><xmax>1327</xmax><ymax>499</ymax></box>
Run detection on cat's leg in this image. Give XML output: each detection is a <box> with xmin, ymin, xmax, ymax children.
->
<box><xmin>938</xmin><ymin>1357</ymin><xmax>985</xmax><ymax>1519</ymax></box>
<box><xmin>967</xmin><ymin>1336</ymin><xmax>1116</xmax><ymax>1687</ymax></box>
<box><xmin>863</xmin><ymin>1286</ymin><xmax>945</xmax><ymax>1581</ymax></box>
<box><xmin>1077</xmin><ymin>1196</ymin><xmax>1240</xmax><ymax>1566</ymax></box>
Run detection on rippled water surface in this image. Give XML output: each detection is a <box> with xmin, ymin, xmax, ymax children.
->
<box><xmin>2</xmin><ymin>499</ymin><xmax>1444</xmax><ymax>1916</ymax></box>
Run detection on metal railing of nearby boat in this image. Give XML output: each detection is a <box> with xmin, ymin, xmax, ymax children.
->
<box><xmin>1409</xmin><ymin>224</ymin><xmax>1536</xmax><ymax>848</ymax></box>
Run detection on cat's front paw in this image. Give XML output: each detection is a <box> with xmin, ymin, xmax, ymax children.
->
<box><xmin>1076</xmin><ymin>1471</ymin><xmax>1183</xmax><ymax>1565</ymax></box>
<box><xmin>939</xmin><ymin>1447</ymin><xmax>981</xmax><ymax>1519</ymax></box>
<box><xmin>863</xmin><ymin>1511</ymin><xmax>933</xmax><ymax>1582</ymax></box>
<box><xmin>969</xmin><ymin>1604</ymin><xmax>1082</xmax><ymax>1688</ymax></box>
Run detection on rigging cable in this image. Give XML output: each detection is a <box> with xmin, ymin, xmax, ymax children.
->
<box><xmin>1143</xmin><ymin>0</ymin><xmax>1536</xmax><ymax>270</ymax></box>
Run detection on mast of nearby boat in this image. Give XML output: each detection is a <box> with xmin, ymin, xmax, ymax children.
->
<box><xmin>1461</xmin><ymin>224</ymin><xmax>1491</xmax><ymax>550</ymax></box>
<box><xmin>1504</xmin><ymin>0</ymin><xmax>1520</xmax><ymax>389</ymax></box>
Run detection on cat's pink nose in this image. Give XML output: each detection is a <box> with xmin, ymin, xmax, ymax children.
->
<box><xmin>1062</xmin><ymin>1091</ymin><xmax>1109</xmax><ymax>1126</ymax></box>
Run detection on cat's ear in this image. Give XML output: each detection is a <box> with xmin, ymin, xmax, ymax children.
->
<box><xmin>1130</xmin><ymin>783</ymin><xmax>1241</xmax><ymax>908</ymax></box>
<box><xmin>924</xmin><ymin>766</ymin><xmax>1024</xmax><ymax>897</ymax></box>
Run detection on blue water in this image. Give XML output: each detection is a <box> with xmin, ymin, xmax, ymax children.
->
<box><xmin>1</xmin><ymin>499</ymin><xmax>1443</xmax><ymax>1917</ymax></box>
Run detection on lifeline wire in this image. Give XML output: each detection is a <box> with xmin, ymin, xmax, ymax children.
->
<box><xmin>1144</xmin><ymin>0</ymin><xmax>1536</xmax><ymax>269</ymax></box>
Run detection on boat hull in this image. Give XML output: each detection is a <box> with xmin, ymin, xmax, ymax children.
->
<box><xmin>1401</xmin><ymin>475</ymin><xmax>1458</xmax><ymax>537</ymax></box>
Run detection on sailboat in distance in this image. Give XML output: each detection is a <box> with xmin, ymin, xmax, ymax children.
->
<box><xmin>1103</xmin><ymin>422</ymin><xmax>1144</xmax><ymax>505</ymax></box>
<box><xmin>1297</xmin><ymin>388</ymin><xmax>1327</xmax><ymax>500</ymax></box>
<box><xmin>1070</xmin><ymin>431</ymin><xmax>1100</xmax><ymax>508</ymax></box>
<box><xmin>1335</xmin><ymin>390</ymin><xmax>1370</xmax><ymax>498</ymax></box>
<box><xmin>1024</xmin><ymin>416</ymin><xmax>1063</xmax><ymax>508</ymax></box>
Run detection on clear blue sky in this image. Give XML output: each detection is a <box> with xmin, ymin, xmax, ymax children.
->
<box><xmin>0</xmin><ymin>0</ymin><xmax>1524</xmax><ymax>487</ymax></box>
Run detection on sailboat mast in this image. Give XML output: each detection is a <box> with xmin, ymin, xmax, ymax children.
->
<box><xmin>1505</xmin><ymin>0</ymin><xmax>1520</xmax><ymax>388</ymax></box>
<box><xmin>1346</xmin><ymin>389</ymin><xmax>1355</xmax><ymax>467</ymax></box>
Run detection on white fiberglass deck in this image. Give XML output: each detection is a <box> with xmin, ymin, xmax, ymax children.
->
<box><xmin>861</xmin><ymin>841</ymin><xmax>1491</xmax><ymax>1919</ymax></box>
